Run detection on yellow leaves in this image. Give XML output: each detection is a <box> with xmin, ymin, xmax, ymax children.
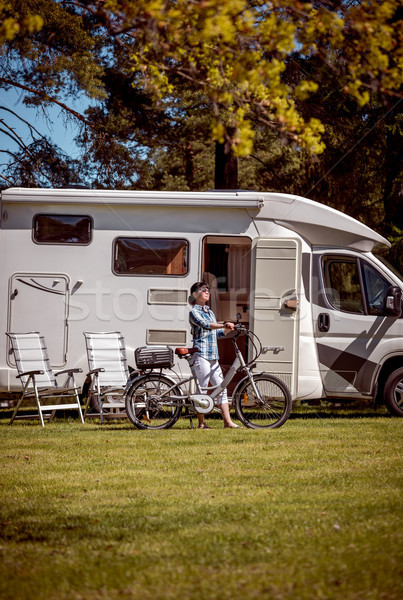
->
<box><xmin>295</xmin><ymin>80</ymin><xmax>319</xmax><ymax>101</ymax></box>
<box><xmin>301</xmin><ymin>119</ymin><xmax>326</xmax><ymax>155</ymax></box>
<box><xmin>113</xmin><ymin>0</ymin><xmax>402</xmax><ymax>155</ymax></box>
<box><xmin>371</xmin><ymin>0</ymin><xmax>398</xmax><ymax>22</ymax></box>
<box><xmin>343</xmin><ymin>0</ymin><xmax>403</xmax><ymax>106</ymax></box>
<box><xmin>0</xmin><ymin>17</ymin><xmax>20</xmax><ymax>42</ymax></box>
<box><xmin>25</xmin><ymin>14</ymin><xmax>43</xmax><ymax>34</ymax></box>
<box><xmin>145</xmin><ymin>64</ymin><xmax>174</xmax><ymax>98</ymax></box>
<box><xmin>233</xmin><ymin>120</ymin><xmax>255</xmax><ymax>157</ymax></box>
<box><xmin>203</xmin><ymin>14</ymin><xmax>236</xmax><ymax>43</ymax></box>
<box><xmin>301</xmin><ymin>4</ymin><xmax>344</xmax><ymax>49</ymax></box>
<box><xmin>212</xmin><ymin>122</ymin><xmax>226</xmax><ymax>144</ymax></box>
<box><xmin>344</xmin><ymin>79</ymin><xmax>371</xmax><ymax>108</ymax></box>
<box><xmin>0</xmin><ymin>1</ymin><xmax>43</xmax><ymax>45</ymax></box>
<box><xmin>211</xmin><ymin>115</ymin><xmax>255</xmax><ymax>158</ymax></box>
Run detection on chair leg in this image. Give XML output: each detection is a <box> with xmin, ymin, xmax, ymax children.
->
<box><xmin>84</xmin><ymin>391</ymin><xmax>104</xmax><ymax>423</ymax></box>
<box><xmin>75</xmin><ymin>389</ymin><xmax>85</xmax><ymax>424</ymax></box>
<box><xmin>9</xmin><ymin>393</ymin><xmax>24</xmax><ymax>425</ymax></box>
<box><xmin>10</xmin><ymin>375</ymin><xmax>45</xmax><ymax>426</ymax></box>
<box><xmin>34</xmin><ymin>388</ymin><xmax>46</xmax><ymax>427</ymax></box>
<box><xmin>95</xmin><ymin>379</ymin><xmax>104</xmax><ymax>424</ymax></box>
<box><xmin>83</xmin><ymin>379</ymin><xmax>96</xmax><ymax>421</ymax></box>
<box><xmin>99</xmin><ymin>395</ymin><xmax>104</xmax><ymax>424</ymax></box>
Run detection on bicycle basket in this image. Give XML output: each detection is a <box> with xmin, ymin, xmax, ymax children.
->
<box><xmin>135</xmin><ymin>345</ymin><xmax>174</xmax><ymax>370</ymax></box>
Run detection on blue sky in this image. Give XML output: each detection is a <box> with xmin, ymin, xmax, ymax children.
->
<box><xmin>0</xmin><ymin>87</ymin><xmax>87</xmax><ymax>161</ymax></box>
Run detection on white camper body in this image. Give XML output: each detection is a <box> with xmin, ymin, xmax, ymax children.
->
<box><xmin>1</xmin><ymin>187</ymin><xmax>402</xmax><ymax>413</ymax></box>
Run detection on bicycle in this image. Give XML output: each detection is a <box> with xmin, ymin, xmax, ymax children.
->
<box><xmin>125</xmin><ymin>325</ymin><xmax>292</xmax><ymax>430</ymax></box>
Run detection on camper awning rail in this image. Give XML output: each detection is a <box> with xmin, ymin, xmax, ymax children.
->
<box><xmin>1</xmin><ymin>188</ymin><xmax>264</xmax><ymax>209</ymax></box>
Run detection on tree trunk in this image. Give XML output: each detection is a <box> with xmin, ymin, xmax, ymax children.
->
<box><xmin>184</xmin><ymin>142</ymin><xmax>194</xmax><ymax>189</ymax></box>
<box><xmin>214</xmin><ymin>129</ymin><xmax>238</xmax><ymax>189</ymax></box>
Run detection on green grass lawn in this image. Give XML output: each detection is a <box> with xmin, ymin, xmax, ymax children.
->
<box><xmin>0</xmin><ymin>411</ymin><xmax>402</xmax><ymax>600</ymax></box>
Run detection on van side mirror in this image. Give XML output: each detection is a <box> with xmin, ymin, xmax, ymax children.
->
<box><xmin>384</xmin><ymin>286</ymin><xmax>402</xmax><ymax>317</ymax></box>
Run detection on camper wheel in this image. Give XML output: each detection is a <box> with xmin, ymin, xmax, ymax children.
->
<box><xmin>384</xmin><ymin>367</ymin><xmax>403</xmax><ymax>417</ymax></box>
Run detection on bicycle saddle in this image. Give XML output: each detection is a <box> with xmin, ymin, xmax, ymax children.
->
<box><xmin>175</xmin><ymin>347</ymin><xmax>199</xmax><ymax>356</ymax></box>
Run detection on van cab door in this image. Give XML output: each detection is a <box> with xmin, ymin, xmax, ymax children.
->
<box><xmin>311</xmin><ymin>250</ymin><xmax>402</xmax><ymax>397</ymax></box>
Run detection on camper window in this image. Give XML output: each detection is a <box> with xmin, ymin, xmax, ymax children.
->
<box><xmin>33</xmin><ymin>214</ymin><xmax>92</xmax><ymax>245</ymax></box>
<box><xmin>113</xmin><ymin>237</ymin><xmax>189</xmax><ymax>276</ymax></box>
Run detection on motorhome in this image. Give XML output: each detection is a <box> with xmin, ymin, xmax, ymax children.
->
<box><xmin>1</xmin><ymin>187</ymin><xmax>402</xmax><ymax>416</ymax></box>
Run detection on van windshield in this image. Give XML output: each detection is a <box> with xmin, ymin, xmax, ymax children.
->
<box><xmin>376</xmin><ymin>255</ymin><xmax>403</xmax><ymax>281</ymax></box>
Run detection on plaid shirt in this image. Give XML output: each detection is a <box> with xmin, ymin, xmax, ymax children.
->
<box><xmin>189</xmin><ymin>304</ymin><xmax>225</xmax><ymax>360</ymax></box>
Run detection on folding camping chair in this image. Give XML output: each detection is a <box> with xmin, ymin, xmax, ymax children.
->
<box><xmin>6</xmin><ymin>332</ymin><xmax>84</xmax><ymax>427</ymax></box>
<box><xmin>83</xmin><ymin>331</ymin><xmax>134</xmax><ymax>423</ymax></box>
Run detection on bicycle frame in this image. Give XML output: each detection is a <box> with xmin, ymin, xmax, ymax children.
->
<box><xmin>142</xmin><ymin>329</ymin><xmax>265</xmax><ymax>414</ymax></box>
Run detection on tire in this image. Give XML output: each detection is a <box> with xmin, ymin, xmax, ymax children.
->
<box><xmin>89</xmin><ymin>393</ymin><xmax>101</xmax><ymax>414</ymax></box>
<box><xmin>125</xmin><ymin>373</ymin><xmax>182</xmax><ymax>429</ymax></box>
<box><xmin>234</xmin><ymin>373</ymin><xmax>292</xmax><ymax>429</ymax></box>
<box><xmin>384</xmin><ymin>367</ymin><xmax>403</xmax><ymax>417</ymax></box>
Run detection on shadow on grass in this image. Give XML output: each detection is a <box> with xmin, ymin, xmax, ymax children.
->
<box><xmin>289</xmin><ymin>410</ymin><xmax>392</xmax><ymax>420</ymax></box>
<box><xmin>0</xmin><ymin>401</ymin><xmax>395</xmax><ymax>426</ymax></box>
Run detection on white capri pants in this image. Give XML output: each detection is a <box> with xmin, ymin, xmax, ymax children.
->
<box><xmin>192</xmin><ymin>355</ymin><xmax>228</xmax><ymax>405</ymax></box>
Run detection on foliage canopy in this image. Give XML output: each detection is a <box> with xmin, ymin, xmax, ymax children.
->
<box><xmin>0</xmin><ymin>1</ymin><xmax>402</xmax><ymax>268</ymax></box>
<box><xmin>83</xmin><ymin>0</ymin><xmax>403</xmax><ymax>155</ymax></box>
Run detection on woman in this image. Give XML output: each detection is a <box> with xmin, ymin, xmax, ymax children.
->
<box><xmin>188</xmin><ymin>281</ymin><xmax>241</xmax><ymax>429</ymax></box>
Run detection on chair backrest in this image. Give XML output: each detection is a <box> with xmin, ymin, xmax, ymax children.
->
<box><xmin>84</xmin><ymin>331</ymin><xmax>129</xmax><ymax>387</ymax></box>
<box><xmin>7</xmin><ymin>332</ymin><xmax>56</xmax><ymax>388</ymax></box>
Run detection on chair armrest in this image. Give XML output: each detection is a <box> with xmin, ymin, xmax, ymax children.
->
<box><xmin>16</xmin><ymin>370</ymin><xmax>44</xmax><ymax>379</ymax></box>
<box><xmin>55</xmin><ymin>368</ymin><xmax>83</xmax><ymax>377</ymax></box>
<box><xmin>86</xmin><ymin>368</ymin><xmax>105</xmax><ymax>376</ymax></box>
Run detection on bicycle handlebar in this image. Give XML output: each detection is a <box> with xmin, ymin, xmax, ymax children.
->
<box><xmin>229</xmin><ymin>324</ymin><xmax>263</xmax><ymax>367</ymax></box>
<box><xmin>219</xmin><ymin>323</ymin><xmax>264</xmax><ymax>367</ymax></box>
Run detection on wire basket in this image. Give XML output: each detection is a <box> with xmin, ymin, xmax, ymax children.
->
<box><xmin>135</xmin><ymin>345</ymin><xmax>174</xmax><ymax>370</ymax></box>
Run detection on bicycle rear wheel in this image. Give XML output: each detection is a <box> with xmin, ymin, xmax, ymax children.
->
<box><xmin>125</xmin><ymin>373</ymin><xmax>182</xmax><ymax>430</ymax></box>
<box><xmin>234</xmin><ymin>373</ymin><xmax>292</xmax><ymax>429</ymax></box>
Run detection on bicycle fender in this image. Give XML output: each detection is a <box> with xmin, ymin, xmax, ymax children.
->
<box><xmin>123</xmin><ymin>370</ymin><xmax>142</xmax><ymax>394</ymax></box>
<box><xmin>125</xmin><ymin>372</ymin><xmax>182</xmax><ymax>397</ymax></box>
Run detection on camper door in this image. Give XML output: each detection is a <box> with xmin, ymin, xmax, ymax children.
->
<box><xmin>250</xmin><ymin>238</ymin><xmax>301</xmax><ymax>396</ymax></box>
<box><xmin>8</xmin><ymin>273</ymin><xmax>69</xmax><ymax>366</ymax></box>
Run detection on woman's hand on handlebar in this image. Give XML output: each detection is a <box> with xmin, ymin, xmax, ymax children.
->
<box><xmin>223</xmin><ymin>321</ymin><xmax>235</xmax><ymax>331</ymax></box>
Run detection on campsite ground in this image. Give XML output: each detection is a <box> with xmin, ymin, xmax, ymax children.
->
<box><xmin>0</xmin><ymin>408</ymin><xmax>402</xmax><ymax>600</ymax></box>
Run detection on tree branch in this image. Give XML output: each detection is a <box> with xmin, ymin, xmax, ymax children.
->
<box><xmin>0</xmin><ymin>78</ymin><xmax>94</xmax><ymax>127</ymax></box>
<box><xmin>0</xmin><ymin>172</ymin><xmax>15</xmax><ymax>185</ymax></box>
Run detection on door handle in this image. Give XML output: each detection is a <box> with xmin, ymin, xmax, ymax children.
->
<box><xmin>318</xmin><ymin>312</ymin><xmax>330</xmax><ymax>332</ymax></box>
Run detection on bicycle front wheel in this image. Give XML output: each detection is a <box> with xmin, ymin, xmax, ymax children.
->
<box><xmin>125</xmin><ymin>373</ymin><xmax>182</xmax><ymax>430</ymax></box>
<box><xmin>234</xmin><ymin>374</ymin><xmax>292</xmax><ymax>429</ymax></box>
